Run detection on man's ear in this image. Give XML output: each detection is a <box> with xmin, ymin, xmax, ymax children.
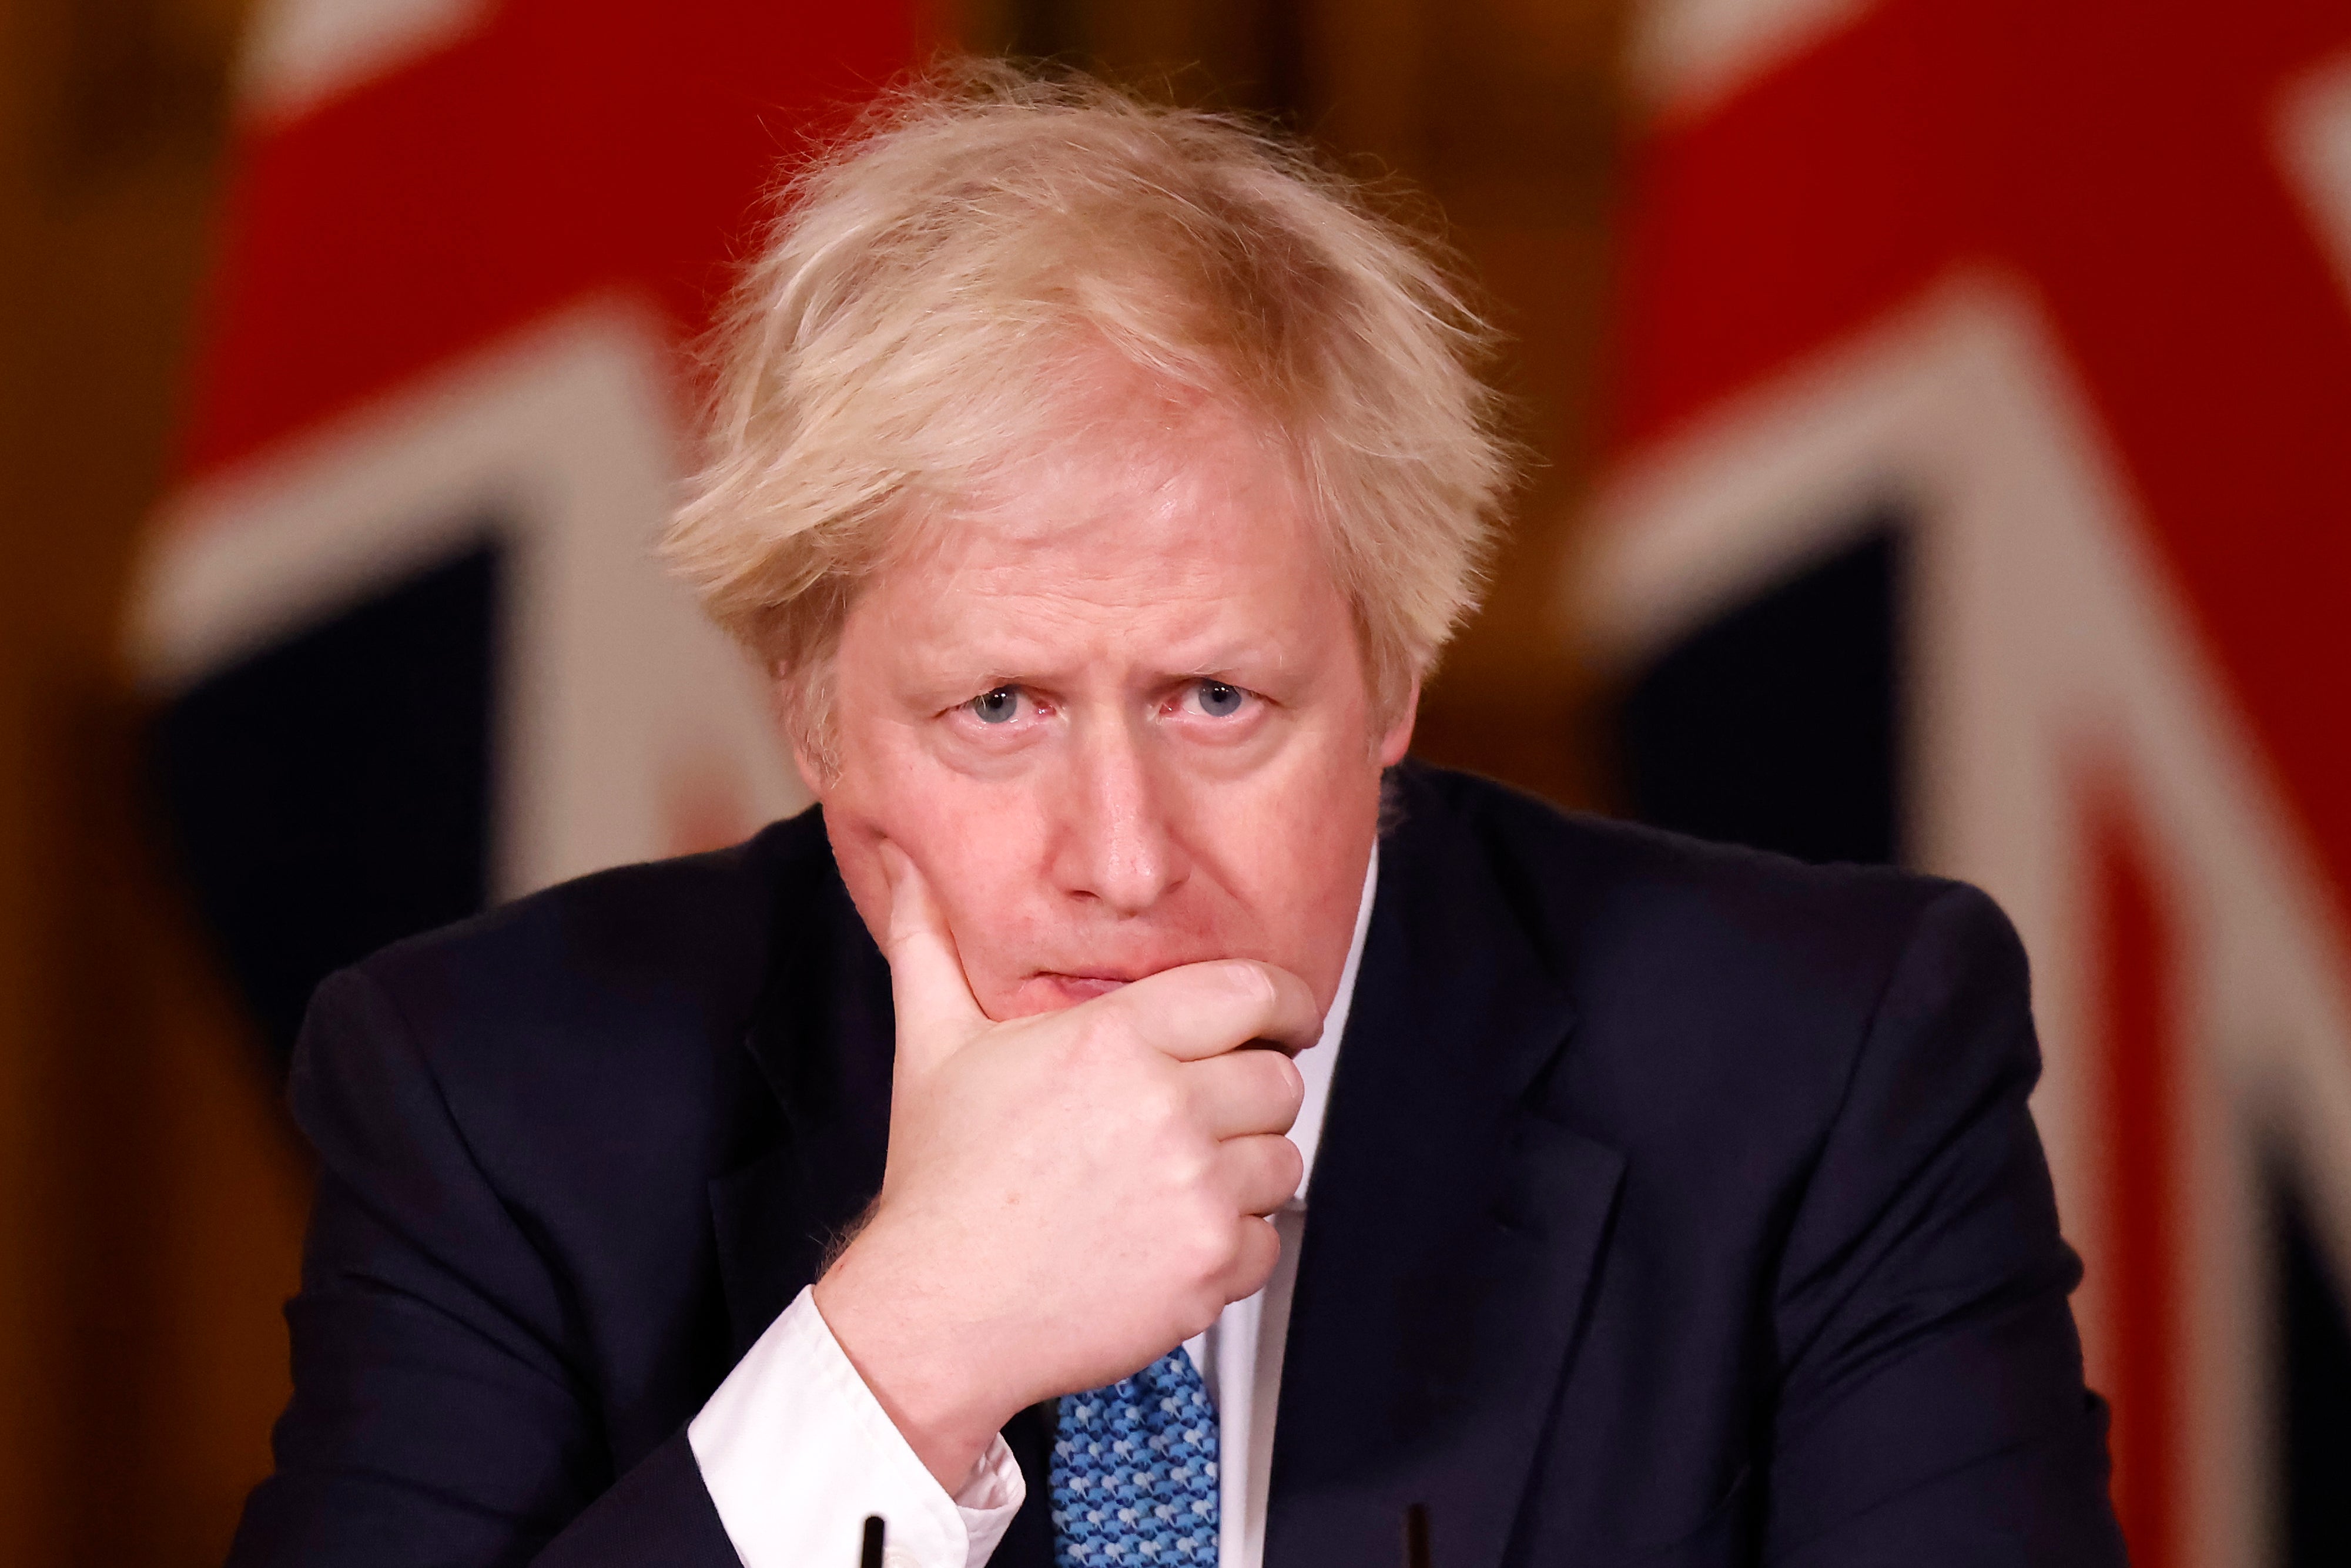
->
<box><xmin>1376</xmin><ymin>678</ymin><xmax>1419</xmax><ymax>767</ymax></box>
<box><xmin>788</xmin><ymin>731</ymin><xmax>842</xmax><ymax>800</ymax></box>
<box><xmin>775</xmin><ymin>662</ymin><xmax>839</xmax><ymax>799</ymax></box>
<box><xmin>791</xmin><ymin>742</ymin><xmax>830</xmax><ymax>801</ymax></box>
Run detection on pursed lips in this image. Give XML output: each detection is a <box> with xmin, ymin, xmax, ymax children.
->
<box><xmin>1015</xmin><ymin>948</ymin><xmax>1240</xmax><ymax>1009</ymax></box>
<box><xmin>1032</xmin><ymin>970</ymin><xmax>1140</xmax><ymax>1003</ymax></box>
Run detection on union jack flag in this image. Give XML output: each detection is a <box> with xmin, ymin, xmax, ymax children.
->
<box><xmin>130</xmin><ymin>0</ymin><xmax>914</xmax><ymax>1067</ymax></box>
<box><xmin>1586</xmin><ymin>2</ymin><xmax>2351</xmax><ymax>1564</ymax></box>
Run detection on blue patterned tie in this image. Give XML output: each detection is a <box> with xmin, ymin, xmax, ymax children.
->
<box><xmin>1050</xmin><ymin>1349</ymin><xmax>1219</xmax><ymax>1566</ymax></box>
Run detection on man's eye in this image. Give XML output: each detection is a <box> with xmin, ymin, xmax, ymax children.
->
<box><xmin>969</xmin><ymin>686</ymin><xmax>1022</xmax><ymax>725</ymax></box>
<box><xmin>1195</xmin><ymin>681</ymin><xmax>1246</xmax><ymax>718</ymax></box>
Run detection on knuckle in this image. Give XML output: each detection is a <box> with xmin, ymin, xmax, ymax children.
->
<box><xmin>1171</xmin><ymin>1139</ymin><xmax>1218</xmax><ymax>1191</ymax></box>
<box><xmin>1071</xmin><ymin>1013</ymin><xmax>1122</xmax><ymax>1058</ymax></box>
<box><xmin>1043</xmin><ymin>1038</ymin><xmax>1101</xmax><ymax>1095</ymax></box>
<box><xmin>1188</xmin><ymin>1214</ymin><xmax>1238</xmax><ymax>1276</ymax></box>
<box><xmin>1164</xmin><ymin>1196</ymin><xmax>1230</xmax><ymax>1275</ymax></box>
<box><xmin>1067</xmin><ymin>1015</ymin><xmax>1138</xmax><ymax>1076</ymax></box>
<box><xmin>1177</xmin><ymin>1295</ymin><xmax>1224</xmax><ymax>1341</ymax></box>
<box><xmin>1039</xmin><ymin>1019</ymin><xmax>1090</xmax><ymax>1071</ymax></box>
<box><xmin>1136</xmin><ymin>1081</ymin><xmax>1187</xmax><ymax>1135</ymax></box>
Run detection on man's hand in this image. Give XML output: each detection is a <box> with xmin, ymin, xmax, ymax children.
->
<box><xmin>811</xmin><ymin>844</ymin><xmax>1319</xmax><ymax>1490</ymax></box>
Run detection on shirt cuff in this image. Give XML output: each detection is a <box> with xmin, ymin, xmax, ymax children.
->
<box><xmin>689</xmin><ymin>1285</ymin><xmax>1026</xmax><ymax>1568</ymax></box>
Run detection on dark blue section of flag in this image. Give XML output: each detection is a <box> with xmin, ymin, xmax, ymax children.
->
<box><xmin>150</xmin><ymin>537</ymin><xmax>501</xmax><ymax>1074</ymax></box>
<box><xmin>1619</xmin><ymin>517</ymin><xmax>1903</xmax><ymax>867</ymax></box>
<box><xmin>2275</xmin><ymin>1164</ymin><xmax>2351</xmax><ymax>1563</ymax></box>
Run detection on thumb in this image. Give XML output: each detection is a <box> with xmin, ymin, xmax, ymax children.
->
<box><xmin>878</xmin><ymin>842</ymin><xmax>984</xmax><ymax>1074</ymax></box>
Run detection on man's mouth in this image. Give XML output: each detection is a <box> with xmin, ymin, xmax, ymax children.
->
<box><xmin>1032</xmin><ymin>970</ymin><xmax>1141</xmax><ymax>1003</ymax></box>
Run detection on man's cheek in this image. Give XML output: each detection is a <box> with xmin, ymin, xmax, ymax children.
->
<box><xmin>929</xmin><ymin>859</ymin><xmax>1047</xmax><ymax>982</ymax></box>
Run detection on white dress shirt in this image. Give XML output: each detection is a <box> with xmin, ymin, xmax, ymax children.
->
<box><xmin>691</xmin><ymin>848</ymin><xmax>1379</xmax><ymax>1568</ymax></box>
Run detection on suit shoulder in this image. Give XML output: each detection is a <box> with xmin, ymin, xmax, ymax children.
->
<box><xmin>366</xmin><ymin>806</ymin><xmax>829</xmax><ymax>1000</ymax></box>
<box><xmin>1401</xmin><ymin>765</ymin><xmax>2014</xmax><ymax>1045</ymax></box>
<box><xmin>287</xmin><ymin>809</ymin><xmax>847</xmax><ymax>1212</ymax></box>
<box><xmin>1400</xmin><ymin>766</ymin><xmax>2030</xmax><ymax>1177</ymax></box>
<box><xmin>1420</xmin><ymin>760</ymin><xmax>1950</xmax><ymax>903</ymax></box>
<box><xmin>319</xmin><ymin>806</ymin><xmax>839</xmax><ymax>1115</ymax></box>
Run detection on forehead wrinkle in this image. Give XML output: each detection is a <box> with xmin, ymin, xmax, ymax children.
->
<box><xmin>902</xmin><ymin>576</ymin><xmax>1270</xmax><ymax>687</ymax></box>
<box><xmin>943</xmin><ymin>538</ymin><xmax>1243</xmax><ymax>615</ymax></box>
<box><xmin>907</xmin><ymin>498</ymin><xmax>1288</xmax><ymax>654</ymax></box>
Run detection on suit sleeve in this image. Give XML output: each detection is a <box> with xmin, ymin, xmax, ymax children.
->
<box><xmin>225</xmin><ymin>967</ymin><xmax>743</xmax><ymax>1568</ymax></box>
<box><xmin>1762</xmin><ymin>883</ymin><xmax>2129</xmax><ymax>1566</ymax></box>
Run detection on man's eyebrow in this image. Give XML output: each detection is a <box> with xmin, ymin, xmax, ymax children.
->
<box><xmin>1177</xmin><ymin>641</ymin><xmax>1294</xmax><ymax>677</ymax></box>
<box><xmin>883</xmin><ymin>618</ymin><xmax>1304</xmax><ymax>696</ymax></box>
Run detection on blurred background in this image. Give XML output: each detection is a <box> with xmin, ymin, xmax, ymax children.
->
<box><xmin>3</xmin><ymin>0</ymin><xmax>2348</xmax><ymax>1562</ymax></box>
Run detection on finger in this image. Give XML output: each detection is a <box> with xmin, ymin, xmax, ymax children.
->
<box><xmin>1218</xmin><ymin>1132</ymin><xmax>1307</xmax><ymax>1218</ymax></box>
<box><xmin>1100</xmin><ymin>960</ymin><xmax>1322</xmax><ymax>1063</ymax></box>
<box><xmin>1181</xmin><ymin>1048</ymin><xmax>1305</xmax><ymax>1140</ymax></box>
<box><xmin>878</xmin><ymin>842</ymin><xmax>984</xmax><ymax>1070</ymax></box>
<box><xmin>1212</xmin><ymin>1214</ymin><xmax>1282</xmax><ymax>1304</ymax></box>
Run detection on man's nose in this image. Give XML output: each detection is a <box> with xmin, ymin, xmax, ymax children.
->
<box><xmin>1049</xmin><ymin>719</ymin><xmax>1187</xmax><ymax>916</ymax></box>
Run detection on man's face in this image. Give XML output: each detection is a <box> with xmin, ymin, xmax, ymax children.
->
<box><xmin>809</xmin><ymin>380</ymin><xmax>1412</xmax><ymax>1023</ymax></box>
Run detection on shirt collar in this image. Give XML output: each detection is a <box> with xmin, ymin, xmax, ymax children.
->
<box><xmin>1284</xmin><ymin>840</ymin><xmax>1378</xmax><ymax>1209</ymax></box>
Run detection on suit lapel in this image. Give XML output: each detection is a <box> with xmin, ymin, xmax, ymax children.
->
<box><xmin>1267</xmin><ymin>777</ymin><xmax>1626</xmax><ymax>1568</ymax></box>
<box><xmin>710</xmin><ymin>864</ymin><xmax>895</xmax><ymax>1361</ymax></box>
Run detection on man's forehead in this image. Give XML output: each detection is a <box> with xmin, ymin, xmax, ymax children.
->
<box><xmin>842</xmin><ymin>367</ymin><xmax>1343</xmax><ymax>692</ymax></box>
<box><xmin>880</xmin><ymin>441</ymin><xmax>1322</xmax><ymax>610</ymax></box>
<box><xmin>880</xmin><ymin>593</ymin><xmax>1306</xmax><ymax>685</ymax></box>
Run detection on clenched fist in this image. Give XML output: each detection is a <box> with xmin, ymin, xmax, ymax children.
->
<box><xmin>812</xmin><ymin>844</ymin><xmax>1321</xmax><ymax>1489</ymax></box>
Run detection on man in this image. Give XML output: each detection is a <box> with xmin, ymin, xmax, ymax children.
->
<box><xmin>228</xmin><ymin>67</ymin><xmax>2126</xmax><ymax>1568</ymax></box>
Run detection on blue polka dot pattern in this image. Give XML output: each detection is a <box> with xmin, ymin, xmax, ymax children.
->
<box><xmin>1050</xmin><ymin>1349</ymin><xmax>1219</xmax><ymax>1566</ymax></box>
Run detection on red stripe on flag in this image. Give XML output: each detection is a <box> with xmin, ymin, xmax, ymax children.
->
<box><xmin>2091</xmin><ymin>793</ymin><xmax>2183</xmax><ymax>1568</ymax></box>
<box><xmin>179</xmin><ymin>0</ymin><xmax>917</xmax><ymax>487</ymax></box>
<box><xmin>1607</xmin><ymin>0</ymin><xmax>2351</xmax><ymax>961</ymax></box>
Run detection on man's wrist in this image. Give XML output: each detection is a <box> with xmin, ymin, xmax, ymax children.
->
<box><xmin>812</xmin><ymin>1229</ymin><xmax>1022</xmax><ymax>1492</ymax></box>
<box><xmin>692</xmin><ymin>1286</ymin><xmax>1026</xmax><ymax>1568</ymax></box>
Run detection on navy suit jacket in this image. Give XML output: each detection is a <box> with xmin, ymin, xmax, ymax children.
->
<box><xmin>228</xmin><ymin>765</ymin><xmax>2126</xmax><ymax>1567</ymax></box>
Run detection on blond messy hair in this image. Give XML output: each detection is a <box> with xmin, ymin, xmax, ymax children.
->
<box><xmin>664</xmin><ymin>61</ymin><xmax>1515</xmax><ymax>776</ymax></box>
